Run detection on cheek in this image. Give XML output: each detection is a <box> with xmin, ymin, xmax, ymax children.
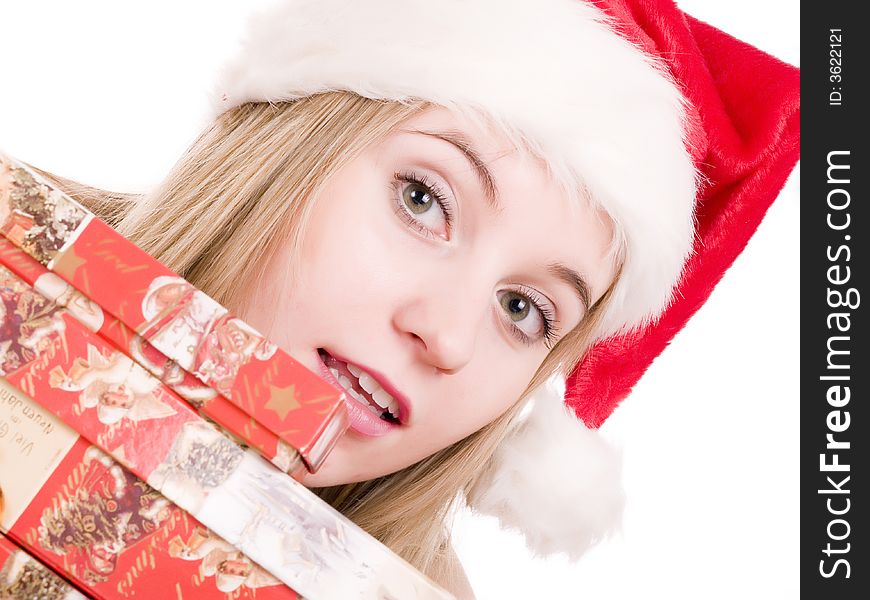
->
<box><xmin>294</xmin><ymin>175</ymin><xmax>418</xmax><ymax>321</ymax></box>
<box><xmin>429</xmin><ymin>345</ymin><xmax>545</xmax><ymax>444</ymax></box>
<box><xmin>305</xmin><ymin>165</ymin><xmax>391</xmax><ymax>270</ymax></box>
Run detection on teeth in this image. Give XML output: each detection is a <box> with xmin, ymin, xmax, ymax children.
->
<box><xmin>333</xmin><ymin>359</ymin><xmax>401</xmax><ymax>422</ymax></box>
<box><xmin>358</xmin><ymin>372</ymin><xmax>379</xmax><ymax>394</ymax></box>
<box><xmin>371</xmin><ymin>389</ymin><xmax>392</xmax><ymax>409</ymax></box>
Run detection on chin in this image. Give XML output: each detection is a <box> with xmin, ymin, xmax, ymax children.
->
<box><xmin>301</xmin><ymin>468</ymin><xmax>374</xmax><ymax>488</ymax></box>
<box><xmin>298</xmin><ymin>447</ymin><xmax>368</xmax><ymax>488</ymax></box>
<box><xmin>299</xmin><ymin>446</ymin><xmax>409</xmax><ymax>488</ymax></box>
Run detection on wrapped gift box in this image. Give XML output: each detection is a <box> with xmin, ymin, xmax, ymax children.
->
<box><xmin>1</xmin><ymin>379</ymin><xmax>300</xmax><ymax>599</ymax></box>
<box><xmin>0</xmin><ymin>236</ymin><xmax>304</xmax><ymax>477</ymax></box>
<box><xmin>0</xmin><ymin>152</ymin><xmax>347</xmax><ymax>474</ymax></box>
<box><xmin>1</xmin><ymin>533</ymin><xmax>86</xmax><ymax>600</ymax></box>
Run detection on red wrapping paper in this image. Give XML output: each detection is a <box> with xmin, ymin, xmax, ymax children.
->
<box><xmin>0</xmin><ymin>153</ymin><xmax>347</xmax><ymax>472</ymax></box>
<box><xmin>1</xmin><ymin>379</ymin><xmax>301</xmax><ymax>599</ymax></box>
<box><xmin>0</xmin><ymin>237</ymin><xmax>304</xmax><ymax>477</ymax></box>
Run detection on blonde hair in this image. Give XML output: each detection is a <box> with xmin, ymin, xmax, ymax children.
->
<box><xmin>30</xmin><ymin>91</ymin><xmax>614</xmax><ymax>588</ymax></box>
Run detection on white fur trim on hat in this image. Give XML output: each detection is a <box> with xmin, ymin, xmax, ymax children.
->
<box><xmin>467</xmin><ymin>374</ymin><xmax>624</xmax><ymax>559</ymax></box>
<box><xmin>212</xmin><ymin>0</ymin><xmax>698</xmax><ymax>340</ymax></box>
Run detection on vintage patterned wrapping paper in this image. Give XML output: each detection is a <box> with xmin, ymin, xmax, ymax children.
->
<box><xmin>0</xmin><ymin>236</ymin><xmax>304</xmax><ymax>478</ymax></box>
<box><xmin>0</xmin><ymin>381</ymin><xmax>300</xmax><ymax>599</ymax></box>
<box><xmin>0</xmin><ymin>533</ymin><xmax>86</xmax><ymax>600</ymax></box>
<box><xmin>0</xmin><ymin>164</ymin><xmax>455</xmax><ymax>599</ymax></box>
<box><xmin>0</xmin><ymin>152</ymin><xmax>347</xmax><ymax>473</ymax></box>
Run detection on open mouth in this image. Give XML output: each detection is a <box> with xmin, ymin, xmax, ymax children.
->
<box><xmin>317</xmin><ymin>348</ymin><xmax>403</xmax><ymax>425</ymax></box>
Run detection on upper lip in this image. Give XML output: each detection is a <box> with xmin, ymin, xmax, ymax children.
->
<box><xmin>321</xmin><ymin>349</ymin><xmax>412</xmax><ymax>425</ymax></box>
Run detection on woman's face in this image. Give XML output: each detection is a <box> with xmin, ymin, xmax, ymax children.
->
<box><xmin>241</xmin><ymin>106</ymin><xmax>616</xmax><ymax>486</ymax></box>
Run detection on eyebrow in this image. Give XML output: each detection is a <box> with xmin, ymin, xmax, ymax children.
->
<box><xmin>405</xmin><ymin>128</ymin><xmax>592</xmax><ymax>314</ymax></box>
<box><xmin>404</xmin><ymin>128</ymin><xmax>500</xmax><ymax>210</ymax></box>
<box><xmin>548</xmin><ymin>263</ymin><xmax>592</xmax><ymax>315</ymax></box>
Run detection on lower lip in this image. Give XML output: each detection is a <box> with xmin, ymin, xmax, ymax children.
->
<box><xmin>315</xmin><ymin>349</ymin><xmax>399</xmax><ymax>438</ymax></box>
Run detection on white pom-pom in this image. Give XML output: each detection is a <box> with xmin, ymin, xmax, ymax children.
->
<box><xmin>468</xmin><ymin>374</ymin><xmax>624</xmax><ymax>560</ymax></box>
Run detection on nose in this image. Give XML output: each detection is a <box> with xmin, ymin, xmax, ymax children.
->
<box><xmin>392</xmin><ymin>278</ymin><xmax>488</xmax><ymax>374</ymax></box>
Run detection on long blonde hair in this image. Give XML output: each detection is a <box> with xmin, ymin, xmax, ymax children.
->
<box><xmin>30</xmin><ymin>91</ymin><xmax>613</xmax><ymax>587</ymax></box>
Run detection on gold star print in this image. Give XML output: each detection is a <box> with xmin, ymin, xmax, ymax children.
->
<box><xmin>263</xmin><ymin>383</ymin><xmax>301</xmax><ymax>421</ymax></box>
<box><xmin>53</xmin><ymin>244</ymin><xmax>87</xmax><ymax>280</ymax></box>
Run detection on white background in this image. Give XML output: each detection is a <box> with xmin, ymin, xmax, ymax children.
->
<box><xmin>0</xmin><ymin>1</ymin><xmax>799</xmax><ymax>599</ymax></box>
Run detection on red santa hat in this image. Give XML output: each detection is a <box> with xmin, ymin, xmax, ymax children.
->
<box><xmin>211</xmin><ymin>0</ymin><xmax>800</xmax><ymax>558</ymax></box>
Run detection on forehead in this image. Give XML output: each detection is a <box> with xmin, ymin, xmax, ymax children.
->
<box><xmin>386</xmin><ymin>105</ymin><xmax>617</xmax><ymax>303</ymax></box>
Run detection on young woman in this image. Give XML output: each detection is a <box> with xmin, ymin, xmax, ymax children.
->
<box><xmin>0</xmin><ymin>0</ymin><xmax>799</xmax><ymax>597</ymax></box>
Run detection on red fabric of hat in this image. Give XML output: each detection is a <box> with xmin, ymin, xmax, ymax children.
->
<box><xmin>567</xmin><ymin>0</ymin><xmax>800</xmax><ymax>427</ymax></box>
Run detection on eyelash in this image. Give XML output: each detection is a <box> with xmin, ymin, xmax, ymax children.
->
<box><xmin>510</xmin><ymin>284</ymin><xmax>559</xmax><ymax>349</ymax></box>
<box><xmin>391</xmin><ymin>169</ymin><xmax>558</xmax><ymax>349</ymax></box>
<box><xmin>391</xmin><ymin>169</ymin><xmax>455</xmax><ymax>237</ymax></box>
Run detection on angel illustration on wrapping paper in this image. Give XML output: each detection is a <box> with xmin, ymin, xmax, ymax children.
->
<box><xmin>33</xmin><ymin>272</ymin><xmax>105</xmax><ymax>332</ymax></box>
<box><xmin>193</xmin><ymin>314</ymin><xmax>278</xmax><ymax>395</ymax></box>
<box><xmin>139</xmin><ymin>275</ymin><xmax>277</xmax><ymax>396</ymax></box>
<box><xmin>138</xmin><ymin>275</ymin><xmax>227</xmax><ymax>372</ymax></box>
<box><xmin>127</xmin><ymin>333</ymin><xmax>219</xmax><ymax>409</ymax></box>
<box><xmin>48</xmin><ymin>343</ymin><xmax>175</xmax><ymax>426</ymax></box>
<box><xmin>168</xmin><ymin>527</ymin><xmax>282</xmax><ymax>593</ymax></box>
